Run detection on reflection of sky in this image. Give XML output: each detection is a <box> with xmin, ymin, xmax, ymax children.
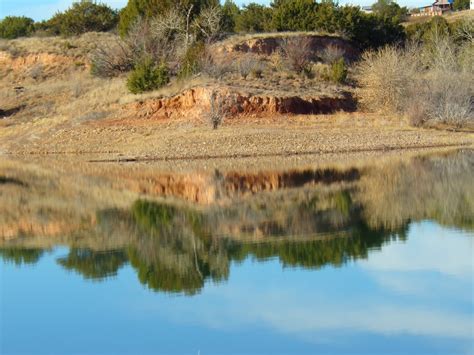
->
<box><xmin>1</xmin><ymin>222</ymin><xmax>473</xmax><ymax>355</ymax></box>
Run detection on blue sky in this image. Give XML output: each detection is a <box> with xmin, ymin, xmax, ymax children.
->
<box><xmin>1</xmin><ymin>0</ymin><xmax>426</xmax><ymax>21</ymax></box>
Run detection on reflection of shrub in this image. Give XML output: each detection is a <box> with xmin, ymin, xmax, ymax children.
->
<box><xmin>126</xmin><ymin>59</ymin><xmax>169</xmax><ymax>94</ymax></box>
<box><xmin>0</xmin><ymin>248</ymin><xmax>45</xmax><ymax>265</ymax></box>
<box><xmin>57</xmin><ymin>249</ymin><xmax>128</xmax><ymax>280</ymax></box>
<box><xmin>0</xmin><ymin>16</ymin><xmax>34</xmax><ymax>39</ymax></box>
<box><xmin>334</xmin><ymin>191</ymin><xmax>352</xmax><ymax>217</ymax></box>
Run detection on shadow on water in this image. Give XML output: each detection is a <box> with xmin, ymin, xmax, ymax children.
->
<box><xmin>1</xmin><ymin>149</ymin><xmax>472</xmax><ymax>295</ymax></box>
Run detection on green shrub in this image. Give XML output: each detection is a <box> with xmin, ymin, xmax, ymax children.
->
<box><xmin>271</xmin><ymin>0</ymin><xmax>319</xmax><ymax>32</ymax></box>
<box><xmin>221</xmin><ymin>0</ymin><xmax>240</xmax><ymax>33</ymax></box>
<box><xmin>126</xmin><ymin>59</ymin><xmax>169</xmax><ymax>94</ymax></box>
<box><xmin>453</xmin><ymin>0</ymin><xmax>469</xmax><ymax>10</ymax></box>
<box><xmin>178</xmin><ymin>42</ymin><xmax>206</xmax><ymax>79</ymax></box>
<box><xmin>234</xmin><ymin>3</ymin><xmax>273</xmax><ymax>33</ymax></box>
<box><xmin>45</xmin><ymin>0</ymin><xmax>118</xmax><ymax>36</ymax></box>
<box><xmin>330</xmin><ymin>58</ymin><xmax>347</xmax><ymax>83</ymax></box>
<box><xmin>0</xmin><ymin>16</ymin><xmax>34</xmax><ymax>39</ymax></box>
<box><xmin>372</xmin><ymin>0</ymin><xmax>408</xmax><ymax>25</ymax></box>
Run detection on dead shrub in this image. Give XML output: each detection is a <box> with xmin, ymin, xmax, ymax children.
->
<box><xmin>200</xmin><ymin>50</ymin><xmax>234</xmax><ymax>79</ymax></box>
<box><xmin>420</xmin><ymin>71</ymin><xmax>473</xmax><ymax>126</ymax></box>
<box><xmin>28</xmin><ymin>64</ymin><xmax>43</xmax><ymax>80</ymax></box>
<box><xmin>90</xmin><ymin>39</ymin><xmax>134</xmax><ymax>78</ymax></box>
<box><xmin>355</xmin><ymin>46</ymin><xmax>419</xmax><ymax>114</ymax></box>
<box><xmin>356</xmin><ymin>40</ymin><xmax>473</xmax><ymax>127</ymax></box>
<box><xmin>207</xmin><ymin>90</ymin><xmax>237</xmax><ymax>129</ymax></box>
<box><xmin>235</xmin><ymin>54</ymin><xmax>261</xmax><ymax>79</ymax></box>
<box><xmin>280</xmin><ymin>37</ymin><xmax>313</xmax><ymax>73</ymax></box>
<box><xmin>321</xmin><ymin>44</ymin><xmax>345</xmax><ymax>64</ymax></box>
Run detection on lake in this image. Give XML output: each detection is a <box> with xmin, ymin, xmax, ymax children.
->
<box><xmin>1</xmin><ymin>149</ymin><xmax>473</xmax><ymax>354</ymax></box>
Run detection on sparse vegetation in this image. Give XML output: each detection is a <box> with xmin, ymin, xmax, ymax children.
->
<box><xmin>321</xmin><ymin>44</ymin><xmax>345</xmax><ymax>64</ymax></box>
<box><xmin>207</xmin><ymin>90</ymin><xmax>236</xmax><ymax>129</ymax></box>
<box><xmin>90</xmin><ymin>38</ymin><xmax>134</xmax><ymax>77</ymax></box>
<box><xmin>281</xmin><ymin>37</ymin><xmax>312</xmax><ymax>73</ymax></box>
<box><xmin>1</xmin><ymin>0</ymin><xmax>472</xmax><ymax>134</ymax></box>
<box><xmin>356</xmin><ymin>24</ymin><xmax>474</xmax><ymax>127</ymax></box>
<box><xmin>236</xmin><ymin>54</ymin><xmax>260</xmax><ymax>79</ymax></box>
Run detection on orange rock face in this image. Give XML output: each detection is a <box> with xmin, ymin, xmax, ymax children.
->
<box><xmin>0</xmin><ymin>51</ymin><xmax>88</xmax><ymax>77</ymax></box>
<box><xmin>125</xmin><ymin>86</ymin><xmax>355</xmax><ymax>120</ymax></box>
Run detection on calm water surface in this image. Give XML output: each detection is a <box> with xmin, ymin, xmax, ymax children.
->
<box><xmin>1</xmin><ymin>150</ymin><xmax>473</xmax><ymax>354</ymax></box>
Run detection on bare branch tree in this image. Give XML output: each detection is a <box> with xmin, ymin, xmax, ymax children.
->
<box><xmin>208</xmin><ymin>90</ymin><xmax>237</xmax><ymax>129</ymax></box>
<box><xmin>280</xmin><ymin>37</ymin><xmax>313</xmax><ymax>73</ymax></box>
<box><xmin>90</xmin><ymin>38</ymin><xmax>134</xmax><ymax>77</ymax></box>
<box><xmin>193</xmin><ymin>6</ymin><xmax>222</xmax><ymax>43</ymax></box>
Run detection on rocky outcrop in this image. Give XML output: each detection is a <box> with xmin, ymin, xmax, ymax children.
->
<box><xmin>126</xmin><ymin>86</ymin><xmax>355</xmax><ymax>120</ymax></box>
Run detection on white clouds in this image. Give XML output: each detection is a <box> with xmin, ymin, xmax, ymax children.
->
<box><xmin>133</xmin><ymin>221</ymin><xmax>474</xmax><ymax>347</ymax></box>
<box><xmin>361</xmin><ymin>222</ymin><xmax>474</xmax><ymax>279</ymax></box>
<box><xmin>138</xmin><ymin>280</ymin><xmax>473</xmax><ymax>343</ymax></box>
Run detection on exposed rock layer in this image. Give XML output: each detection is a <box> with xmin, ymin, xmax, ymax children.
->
<box><xmin>126</xmin><ymin>86</ymin><xmax>356</xmax><ymax>120</ymax></box>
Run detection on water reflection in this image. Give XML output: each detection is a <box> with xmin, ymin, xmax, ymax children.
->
<box><xmin>0</xmin><ymin>247</ymin><xmax>46</xmax><ymax>265</ymax></box>
<box><xmin>1</xmin><ymin>150</ymin><xmax>472</xmax><ymax>296</ymax></box>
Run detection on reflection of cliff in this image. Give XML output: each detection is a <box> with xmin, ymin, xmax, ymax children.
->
<box><xmin>1</xmin><ymin>150</ymin><xmax>472</xmax><ymax>295</ymax></box>
<box><xmin>359</xmin><ymin>150</ymin><xmax>474</xmax><ymax>231</ymax></box>
<box><xmin>0</xmin><ymin>159</ymin><xmax>137</xmax><ymax>241</ymax></box>
<box><xmin>1</xmin><ymin>193</ymin><xmax>408</xmax><ymax>295</ymax></box>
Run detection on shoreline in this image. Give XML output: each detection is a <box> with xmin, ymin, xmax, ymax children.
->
<box><xmin>2</xmin><ymin>113</ymin><xmax>472</xmax><ymax>165</ymax></box>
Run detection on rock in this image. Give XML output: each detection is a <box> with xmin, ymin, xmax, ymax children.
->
<box><xmin>124</xmin><ymin>86</ymin><xmax>356</xmax><ymax>120</ymax></box>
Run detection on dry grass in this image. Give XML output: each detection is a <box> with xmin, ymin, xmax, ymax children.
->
<box><xmin>355</xmin><ymin>39</ymin><xmax>474</xmax><ymax>127</ymax></box>
<box><xmin>280</xmin><ymin>37</ymin><xmax>313</xmax><ymax>73</ymax></box>
<box><xmin>0</xmin><ymin>32</ymin><xmax>117</xmax><ymax>57</ymax></box>
<box><xmin>359</xmin><ymin>150</ymin><xmax>474</xmax><ymax>230</ymax></box>
<box><xmin>355</xmin><ymin>46</ymin><xmax>419</xmax><ymax>114</ymax></box>
<box><xmin>218</xmin><ymin>31</ymin><xmax>339</xmax><ymax>48</ymax></box>
<box><xmin>0</xmin><ymin>158</ymin><xmax>139</xmax><ymax>241</ymax></box>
